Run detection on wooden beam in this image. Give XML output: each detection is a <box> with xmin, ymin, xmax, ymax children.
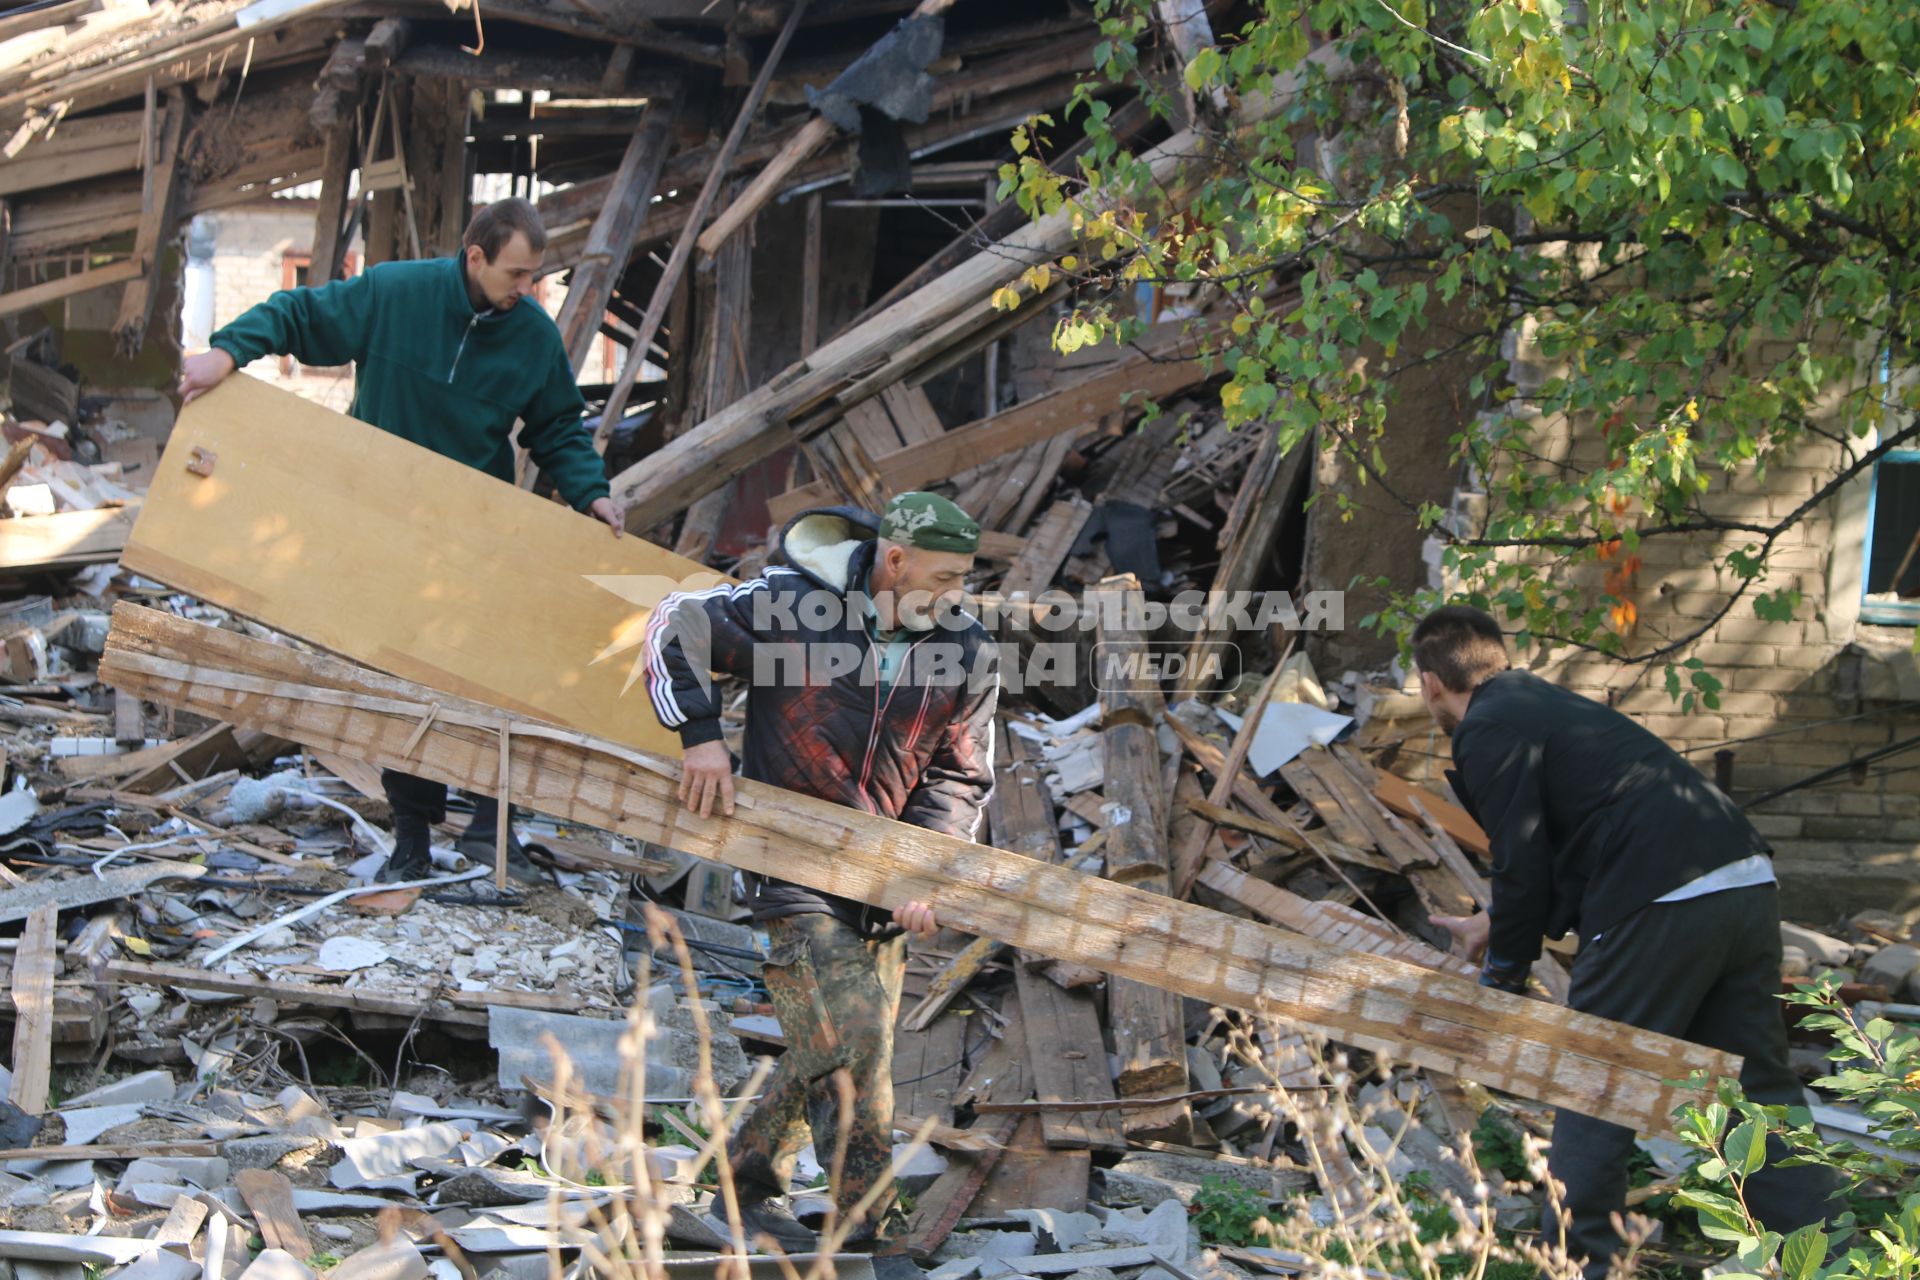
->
<box><xmin>1197</xmin><ymin>862</ymin><xmax>1476</xmax><ymax>980</ymax></box>
<box><xmin>1093</xmin><ymin>576</ymin><xmax>1190</xmax><ymax>1132</ymax></box>
<box><xmin>114</xmin><ymin>90</ymin><xmax>188</xmax><ymax>356</ymax></box>
<box><xmin>767</xmin><ymin>333</ymin><xmax>1213</xmax><ymax>525</ymax></box>
<box><xmin>9</xmin><ymin>907</ymin><xmax>55</xmax><ymax>1114</ymax></box>
<box><xmin>595</xmin><ymin>0</ymin><xmax>811</xmax><ymax>435</ymax></box>
<box><xmin>118</xmin><ymin>375</ymin><xmax>724</xmax><ymax>760</ymax></box>
<box><xmin>1178</xmin><ymin>423</ymin><xmax>1307</xmax><ymax>696</ymax></box>
<box><xmin>308</xmin><ymin>122</ymin><xmax>356</xmax><ymax>288</ymax></box>
<box><xmin>800</xmin><ymin>190</ymin><xmax>822</xmax><ymax>356</ymax></box>
<box><xmin>99</xmin><ymin>606</ymin><xmax>1743</xmax><ymax>1137</ymax></box>
<box><xmin>697</xmin><ymin>0</ymin><xmax>1031</xmax><ymax>253</ymax></box>
<box><xmin>0</xmin><ymin>257</ymin><xmax>141</xmax><ymax>319</ymax></box>
<box><xmin>694</xmin><ymin>115</ymin><xmax>834</xmax><ymax>258</ymax></box>
<box><xmin>555</xmin><ymin>101</ymin><xmax>674</xmax><ymax>372</ymax></box>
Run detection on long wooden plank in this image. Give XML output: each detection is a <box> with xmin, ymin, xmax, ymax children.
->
<box><xmin>119</xmin><ymin>374</ymin><xmax>725</xmax><ymax>759</ymax></box>
<box><xmin>1197</xmin><ymin>862</ymin><xmax>1476</xmax><ymax>980</ymax></box>
<box><xmin>99</xmin><ymin>604</ymin><xmax>1742</xmax><ymax>1137</ymax></box>
<box><xmin>990</xmin><ymin>733</ymin><xmax>1127</xmax><ymax>1151</ymax></box>
<box><xmin>1094</xmin><ymin>577</ymin><xmax>1189</xmax><ymax>1124</ymax></box>
<box><xmin>9</xmin><ymin>906</ymin><xmax>55</xmax><ymax>1113</ymax></box>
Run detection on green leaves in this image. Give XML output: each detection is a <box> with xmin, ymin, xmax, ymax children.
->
<box><xmin>1183</xmin><ymin>45</ymin><xmax>1222</xmax><ymax>93</ymax></box>
<box><xmin>1043</xmin><ymin>0</ymin><xmax>1919</xmax><ymax>667</ymax></box>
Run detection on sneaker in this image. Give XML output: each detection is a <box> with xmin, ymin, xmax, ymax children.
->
<box><xmin>733</xmin><ymin>1196</ymin><xmax>817</xmax><ymax>1254</ymax></box>
<box><xmin>378</xmin><ymin>824</ymin><xmax>433</xmax><ymax>883</ymax></box>
<box><xmin>455</xmin><ymin>827</ymin><xmax>545</xmax><ymax>885</ymax></box>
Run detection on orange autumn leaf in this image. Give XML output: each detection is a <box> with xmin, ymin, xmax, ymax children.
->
<box><xmin>1597</xmin><ymin>538</ymin><xmax>1622</xmax><ymax>560</ymax></box>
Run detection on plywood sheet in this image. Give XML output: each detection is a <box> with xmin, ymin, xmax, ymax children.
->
<box><xmin>121</xmin><ymin>374</ymin><xmax>726</xmax><ymax>758</ymax></box>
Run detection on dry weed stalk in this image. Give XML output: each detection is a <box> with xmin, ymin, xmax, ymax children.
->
<box><xmin>1217</xmin><ymin>1013</ymin><xmax>1596</xmax><ymax>1280</ymax></box>
<box><xmin>531</xmin><ymin>904</ymin><xmax>936</xmax><ymax>1280</ymax></box>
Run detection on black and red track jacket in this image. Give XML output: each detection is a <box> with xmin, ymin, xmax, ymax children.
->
<box><xmin>643</xmin><ymin>506</ymin><xmax>999</xmax><ymax>931</ymax></box>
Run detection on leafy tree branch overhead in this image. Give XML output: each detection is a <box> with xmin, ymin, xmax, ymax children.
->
<box><xmin>991</xmin><ymin>0</ymin><xmax>1920</xmax><ymax>687</ymax></box>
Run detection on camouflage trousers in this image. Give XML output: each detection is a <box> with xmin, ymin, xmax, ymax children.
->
<box><xmin>731</xmin><ymin>912</ymin><xmax>907</xmax><ymax>1244</ymax></box>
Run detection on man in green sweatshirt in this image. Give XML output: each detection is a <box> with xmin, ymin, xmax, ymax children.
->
<box><xmin>178</xmin><ymin>197</ymin><xmax>621</xmax><ymax>884</ymax></box>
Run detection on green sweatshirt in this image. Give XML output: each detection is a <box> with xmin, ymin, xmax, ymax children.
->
<box><xmin>209</xmin><ymin>256</ymin><xmax>610</xmax><ymax>511</ymax></box>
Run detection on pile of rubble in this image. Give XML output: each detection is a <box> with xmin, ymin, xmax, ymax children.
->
<box><xmin>0</xmin><ymin>573</ymin><xmax>1903</xmax><ymax>1278</ymax></box>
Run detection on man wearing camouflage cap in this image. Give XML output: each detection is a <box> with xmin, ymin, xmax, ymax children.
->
<box><xmin>646</xmin><ymin>492</ymin><xmax>999</xmax><ymax>1267</ymax></box>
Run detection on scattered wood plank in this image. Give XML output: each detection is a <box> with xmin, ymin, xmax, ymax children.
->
<box><xmin>100</xmin><ymin>603</ymin><xmax>1743</xmax><ymax>1137</ymax></box>
<box><xmin>893</xmin><ymin>1007</ymin><xmax>967</xmax><ymax>1128</ymax></box>
<box><xmin>1373</xmin><ymin>768</ymin><xmax>1489</xmax><ymax>858</ymax></box>
<box><xmin>901</xmin><ymin>935</ymin><xmax>1005</xmax><ymax>1033</ymax></box>
<box><xmin>0</xmin><ymin>506</ymin><xmax>137</xmax><ymax>570</ymax></box>
<box><xmin>1001</xmin><ymin>497</ymin><xmax>1091</xmax><ymax>600</ymax></box>
<box><xmin>972</xmin><ymin>1114</ymin><xmax>1089</xmax><ymax>1215</ymax></box>
<box><xmin>119</xmin><ymin>374</ymin><xmax>725</xmax><ymax>760</ymax></box>
<box><xmin>9</xmin><ymin>906</ymin><xmax>55</xmax><ymax>1113</ymax></box>
<box><xmin>1174</xmin><ymin>659</ymin><xmax>1286</xmax><ymax>898</ymax></box>
<box><xmin>903</xmin><ymin>1111</ymin><xmax>1020</xmax><ymax>1260</ymax></box>
<box><xmin>98</xmin><ymin>960</ymin><xmax>486</xmax><ymax>1028</ymax></box>
<box><xmin>233</xmin><ymin>1169</ymin><xmax>311</xmax><ymax>1257</ymax></box>
<box><xmin>1279</xmin><ymin>754</ymin><xmax>1374</xmax><ymax>850</ymax></box>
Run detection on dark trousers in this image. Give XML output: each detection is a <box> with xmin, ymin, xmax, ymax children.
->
<box><xmin>380</xmin><ymin>770</ymin><xmax>504</xmax><ymax>837</ymax></box>
<box><xmin>732</xmin><ymin>913</ymin><xmax>907</xmax><ymax>1244</ymax></box>
<box><xmin>1550</xmin><ymin>884</ymin><xmax>1838</xmax><ymax>1275</ymax></box>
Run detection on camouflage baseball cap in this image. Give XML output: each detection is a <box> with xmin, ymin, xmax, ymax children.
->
<box><xmin>880</xmin><ymin>491</ymin><xmax>980</xmax><ymax>554</ymax></box>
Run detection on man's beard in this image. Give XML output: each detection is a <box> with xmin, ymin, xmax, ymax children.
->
<box><xmin>1431</xmin><ymin>702</ymin><xmax>1460</xmax><ymax>734</ymax></box>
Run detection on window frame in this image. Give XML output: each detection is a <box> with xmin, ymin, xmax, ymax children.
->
<box><xmin>1859</xmin><ymin>447</ymin><xmax>1920</xmax><ymax>626</ymax></box>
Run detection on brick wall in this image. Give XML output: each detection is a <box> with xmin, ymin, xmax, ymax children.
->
<box><xmin>1382</xmin><ymin>338</ymin><xmax>1920</xmax><ymax>926</ymax></box>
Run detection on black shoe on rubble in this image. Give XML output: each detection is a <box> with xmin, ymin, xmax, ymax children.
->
<box><xmin>734</xmin><ymin>1195</ymin><xmax>818</xmax><ymax>1254</ymax></box>
<box><xmin>378</xmin><ymin>824</ymin><xmax>434</xmax><ymax>884</ymax></box>
<box><xmin>455</xmin><ymin>823</ymin><xmax>545</xmax><ymax>885</ymax></box>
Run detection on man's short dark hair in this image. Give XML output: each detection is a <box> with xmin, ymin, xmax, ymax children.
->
<box><xmin>463</xmin><ymin>198</ymin><xmax>547</xmax><ymax>262</ymax></box>
<box><xmin>1411</xmin><ymin>605</ymin><xmax>1510</xmax><ymax>693</ymax></box>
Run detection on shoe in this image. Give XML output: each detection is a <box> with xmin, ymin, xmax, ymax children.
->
<box><xmin>378</xmin><ymin>823</ymin><xmax>433</xmax><ymax>883</ymax></box>
<box><xmin>733</xmin><ymin>1196</ymin><xmax>817</xmax><ymax>1254</ymax></box>
<box><xmin>456</xmin><ymin>826</ymin><xmax>544</xmax><ymax>885</ymax></box>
